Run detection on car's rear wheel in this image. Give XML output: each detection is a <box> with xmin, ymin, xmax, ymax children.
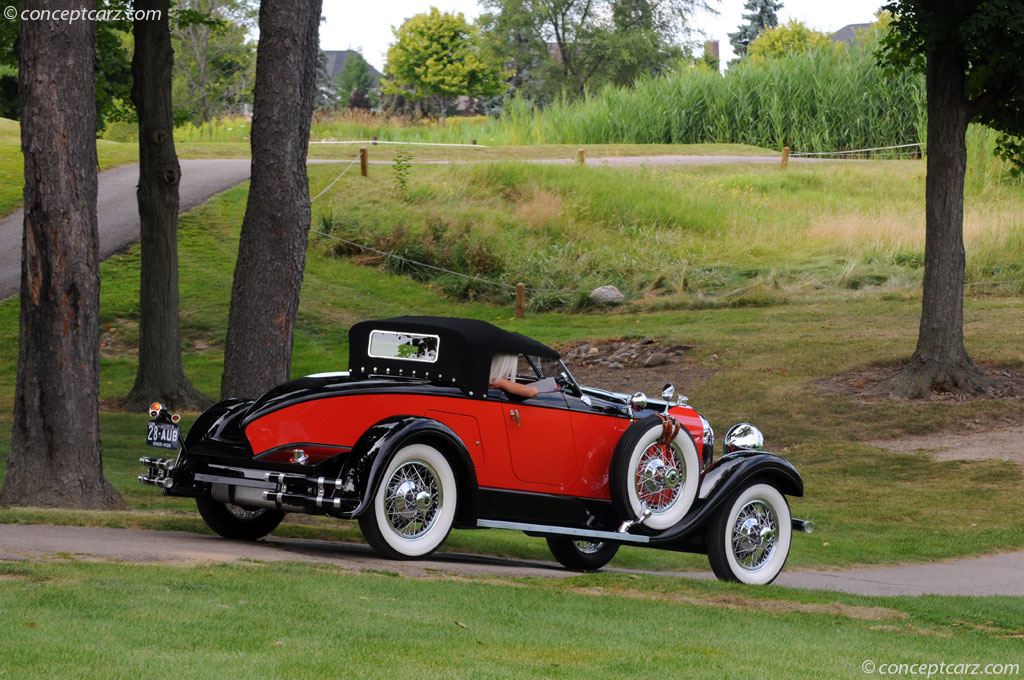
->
<box><xmin>545</xmin><ymin>537</ymin><xmax>619</xmax><ymax>571</ymax></box>
<box><xmin>610</xmin><ymin>415</ymin><xmax>700</xmax><ymax>531</ymax></box>
<box><xmin>706</xmin><ymin>481</ymin><xmax>792</xmax><ymax>585</ymax></box>
<box><xmin>195</xmin><ymin>496</ymin><xmax>285</xmax><ymax>540</ymax></box>
<box><xmin>359</xmin><ymin>443</ymin><xmax>457</xmax><ymax>560</ymax></box>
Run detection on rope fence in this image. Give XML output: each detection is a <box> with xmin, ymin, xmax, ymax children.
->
<box><xmin>789</xmin><ymin>143</ymin><xmax>922</xmax><ymax>159</ymax></box>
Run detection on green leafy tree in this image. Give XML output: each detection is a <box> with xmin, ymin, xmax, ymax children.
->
<box><xmin>336</xmin><ymin>51</ymin><xmax>378</xmax><ymax>108</ymax></box>
<box><xmin>746</xmin><ymin>19</ymin><xmax>833</xmax><ymax>61</ymax></box>
<box><xmin>729</xmin><ymin>0</ymin><xmax>783</xmax><ymax>57</ymax></box>
<box><xmin>382</xmin><ymin>8</ymin><xmax>507</xmax><ymax>121</ymax></box>
<box><xmin>0</xmin><ymin>0</ymin><xmax>132</xmax><ymax>130</ymax></box>
<box><xmin>171</xmin><ymin>0</ymin><xmax>257</xmax><ymax>123</ymax></box>
<box><xmin>479</xmin><ymin>0</ymin><xmax>700</xmax><ymax>101</ymax></box>
<box><xmin>877</xmin><ymin>0</ymin><xmax>1024</xmax><ymax>398</ymax></box>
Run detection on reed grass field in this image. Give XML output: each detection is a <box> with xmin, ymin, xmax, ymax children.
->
<box><xmin>159</xmin><ymin>33</ymin><xmax>929</xmax><ymax>154</ymax></box>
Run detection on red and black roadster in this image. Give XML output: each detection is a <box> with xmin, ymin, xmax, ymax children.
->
<box><xmin>141</xmin><ymin>316</ymin><xmax>811</xmax><ymax>584</ymax></box>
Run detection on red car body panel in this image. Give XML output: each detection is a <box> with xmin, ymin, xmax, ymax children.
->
<box><xmin>245</xmin><ymin>390</ymin><xmax>705</xmax><ymax>501</ymax></box>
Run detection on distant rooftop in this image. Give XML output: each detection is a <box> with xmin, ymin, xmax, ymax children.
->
<box><xmin>830</xmin><ymin>23</ymin><xmax>872</xmax><ymax>44</ymax></box>
<box><xmin>323</xmin><ymin>50</ymin><xmax>383</xmax><ymax>84</ymax></box>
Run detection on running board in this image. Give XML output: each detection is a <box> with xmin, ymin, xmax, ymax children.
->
<box><xmin>476</xmin><ymin>519</ymin><xmax>650</xmax><ymax>544</ymax></box>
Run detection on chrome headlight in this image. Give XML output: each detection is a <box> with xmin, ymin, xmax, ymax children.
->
<box><xmin>698</xmin><ymin>414</ymin><xmax>714</xmax><ymax>471</ymax></box>
<box><xmin>723</xmin><ymin>423</ymin><xmax>764</xmax><ymax>454</ymax></box>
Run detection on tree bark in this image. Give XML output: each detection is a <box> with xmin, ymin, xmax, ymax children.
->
<box><xmin>1</xmin><ymin>0</ymin><xmax>124</xmax><ymax>509</ymax></box>
<box><xmin>880</xmin><ymin>40</ymin><xmax>990</xmax><ymax>398</ymax></box>
<box><xmin>220</xmin><ymin>0</ymin><xmax>323</xmax><ymax>399</ymax></box>
<box><xmin>124</xmin><ymin>0</ymin><xmax>211</xmax><ymax>412</ymax></box>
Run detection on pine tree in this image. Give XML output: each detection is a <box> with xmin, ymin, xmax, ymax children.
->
<box><xmin>729</xmin><ymin>0</ymin><xmax>783</xmax><ymax>57</ymax></box>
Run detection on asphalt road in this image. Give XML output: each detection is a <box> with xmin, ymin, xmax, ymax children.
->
<box><xmin>2</xmin><ymin>523</ymin><xmax>1022</xmax><ymax>596</ymax></box>
<box><xmin>0</xmin><ymin>158</ymin><xmax>253</xmax><ymax>301</ymax></box>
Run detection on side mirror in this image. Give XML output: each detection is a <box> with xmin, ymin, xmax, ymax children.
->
<box><xmin>661</xmin><ymin>384</ymin><xmax>675</xmax><ymax>402</ymax></box>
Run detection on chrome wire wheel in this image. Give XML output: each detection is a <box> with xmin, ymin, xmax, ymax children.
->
<box><xmin>572</xmin><ymin>540</ymin><xmax>606</xmax><ymax>555</ymax></box>
<box><xmin>546</xmin><ymin>536</ymin><xmax>619</xmax><ymax>571</ymax></box>
<box><xmin>634</xmin><ymin>442</ymin><xmax>684</xmax><ymax>513</ymax></box>
<box><xmin>360</xmin><ymin>443</ymin><xmax>457</xmax><ymax>560</ymax></box>
<box><xmin>383</xmin><ymin>460</ymin><xmax>441</xmax><ymax>539</ymax></box>
<box><xmin>730</xmin><ymin>499</ymin><xmax>778</xmax><ymax>572</ymax></box>
<box><xmin>707</xmin><ymin>482</ymin><xmax>792</xmax><ymax>585</ymax></box>
<box><xmin>225</xmin><ymin>503</ymin><xmax>268</xmax><ymax>521</ymax></box>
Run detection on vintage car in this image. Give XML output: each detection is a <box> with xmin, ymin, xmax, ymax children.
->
<box><xmin>141</xmin><ymin>316</ymin><xmax>812</xmax><ymax>584</ymax></box>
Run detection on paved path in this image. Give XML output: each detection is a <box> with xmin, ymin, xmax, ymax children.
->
<box><xmin>2</xmin><ymin>523</ymin><xmax>1021</xmax><ymax>596</ymax></box>
<box><xmin>0</xmin><ymin>158</ymin><xmax>253</xmax><ymax>300</ymax></box>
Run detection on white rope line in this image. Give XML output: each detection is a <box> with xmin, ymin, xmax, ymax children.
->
<box><xmin>790</xmin><ymin>143</ymin><xmax>922</xmax><ymax>157</ymax></box>
<box><xmin>310</xmin><ymin>140</ymin><xmax>488</xmax><ymax>148</ymax></box>
<box><xmin>310</xmin><ymin>157</ymin><xmax>360</xmax><ymax>203</ymax></box>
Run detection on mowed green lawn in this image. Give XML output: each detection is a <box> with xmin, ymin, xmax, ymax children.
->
<box><xmin>1</xmin><ymin>560</ymin><xmax>1022</xmax><ymax>680</ymax></box>
<box><xmin>1</xmin><ymin>155</ymin><xmax>1022</xmax><ymax>573</ymax></box>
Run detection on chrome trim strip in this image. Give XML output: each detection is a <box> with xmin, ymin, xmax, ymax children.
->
<box><xmin>194</xmin><ymin>473</ymin><xmax>277</xmax><ymax>490</ymax></box>
<box><xmin>476</xmin><ymin>519</ymin><xmax>650</xmax><ymax>544</ymax></box>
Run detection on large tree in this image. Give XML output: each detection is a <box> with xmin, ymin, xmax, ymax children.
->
<box><xmin>220</xmin><ymin>0</ymin><xmax>322</xmax><ymax>399</ymax></box>
<box><xmin>479</xmin><ymin>0</ymin><xmax>700</xmax><ymax>100</ymax></box>
<box><xmin>729</xmin><ymin>0</ymin><xmax>783</xmax><ymax>57</ymax></box>
<box><xmin>1</xmin><ymin>0</ymin><xmax>123</xmax><ymax>509</ymax></box>
<box><xmin>382</xmin><ymin>8</ymin><xmax>505</xmax><ymax>122</ymax></box>
<box><xmin>879</xmin><ymin>0</ymin><xmax>1024</xmax><ymax>398</ymax></box>
<box><xmin>124</xmin><ymin>0</ymin><xmax>210</xmax><ymax>411</ymax></box>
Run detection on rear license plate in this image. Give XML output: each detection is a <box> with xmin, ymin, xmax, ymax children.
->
<box><xmin>146</xmin><ymin>421</ymin><xmax>180</xmax><ymax>450</ymax></box>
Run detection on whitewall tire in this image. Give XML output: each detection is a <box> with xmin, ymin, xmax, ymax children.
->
<box><xmin>707</xmin><ymin>482</ymin><xmax>792</xmax><ymax>585</ymax></box>
<box><xmin>359</xmin><ymin>443</ymin><xmax>458</xmax><ymax>559</ymax></box>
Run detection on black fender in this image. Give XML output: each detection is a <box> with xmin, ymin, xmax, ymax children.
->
<box><xmin>183</xmin><ymin>398</ymin><xmax>253</xmax><ymax>457</ymax></box>
<box><xmin>344</xmin><ymin>416</ymin><xmax>479</xmax><ymax>526</ymax></box>
<box><xmin>647</xmin><ymin>450</ymin><xmax>803</xmax><ymax>547</ymax></box>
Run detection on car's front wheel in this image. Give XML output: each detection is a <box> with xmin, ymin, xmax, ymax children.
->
<box><xmin>195</xmin><ymin>496</ymin><xmax>285</xmax><ymax>540</ymax></box>
<box><xmin>706</xmin><ymin>481</ymin><xmax>792</xmax><ymax>585</ymax></box>
<box><xmin>546</xmin><ymin>537</ymin><xmax>620</xmax><ymax>571</ymax></box>
<box><xmin>359</xmin><ymin>442</ymin><xmax>458</xmax><ymax>560</ymax></box>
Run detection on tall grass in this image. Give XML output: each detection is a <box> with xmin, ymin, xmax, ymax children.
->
<box><xmin>497</xmin><ymin>38</ymin><xmax>925</xmax><ymax>152</ymax></box>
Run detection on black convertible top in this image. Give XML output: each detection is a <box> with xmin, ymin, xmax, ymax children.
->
<box><xmin>348</xmin><ymin>316</ymin><xmax>559</xmax><ymax>398</ymax></box>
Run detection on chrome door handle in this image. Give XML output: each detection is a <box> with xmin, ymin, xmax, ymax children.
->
<box><xmin>509</xmin><ymin>409</ymin><xmax>520</xmax><ymax>426</ymax></box>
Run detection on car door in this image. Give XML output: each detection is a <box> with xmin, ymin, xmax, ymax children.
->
<box><xmin>497</xmin><ymin>356</ymin><xmax>577</xmax><ymax>487</ymax></box>
<box><xmin>503</xmin><ymin>389</ymin><xmax>576</xmax><ymax>487</ymax></box>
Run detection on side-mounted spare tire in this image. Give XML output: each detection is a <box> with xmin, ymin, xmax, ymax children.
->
<box><xmin>610</xmin><ymin>414</ymin><xmax>700</xmax><ymax>531</ymax></box>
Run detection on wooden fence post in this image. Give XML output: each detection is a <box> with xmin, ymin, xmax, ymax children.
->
<box><xmin>515</xmin><ymin>282</ymin><xmax>526</xmax><ymax>319</ymax></box>
<box><xmin>577</xmin><ymin>148</ymin><xmax>585</xmax><ymax>165</ymax></box>
<box><xmin>359</xmin><ymin>147</ymin><xmax>368</xmax><ymax>177</ymax></box>
<box><xmin>780</xmin><ymin>146</ymin><xmax>790</xmax><ymax>171</ymax></box>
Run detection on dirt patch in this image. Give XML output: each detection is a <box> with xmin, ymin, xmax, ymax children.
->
<box><xmin>814</xmin><ymin>362</ymin><xmax>1024</xmax><ymax>401</ymax></box>
<box><xmin>556</xmin><ymin>338</ymin><xmax>715</xmax><ymax>397</ymax></box>
<box><xmin>816</xmin><ymin>362</ymin><xmax>1024</xmax><ymax>463</ymax></box>
<box><xmin>570</xmin><ymin>586</ymin><xmax>908</xmax><ymax>621</ymax></box>
<box><xmin>100</xmin><ymin>317</ymin><xmax>138</xmax><ymax>359</ymax></box>
<box><xmin>868</xmin><ymin>425</ymin><xmax>1024</xmax><ymax>464</ymax></box>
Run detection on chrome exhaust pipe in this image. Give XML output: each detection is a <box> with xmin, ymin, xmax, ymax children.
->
<box><xmin>792</xmin><ymin>518</ymin><xmax>814</xmax><ymax>534</ymax></box>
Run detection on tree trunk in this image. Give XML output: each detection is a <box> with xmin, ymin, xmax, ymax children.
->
<box><xmin>124</xmin><ymin>0</ymin><xmax>211</xmax><ymax>412</ymax></box>
<box><xmin>1</xmin><ymin>0</ymin><xmax>124</xmax><ymax>509</ymax></box>
<box><xmin>880</xmin><ymin>41</ymin><xmax>990</xmax><ymax>398</ymax></box>
<box><xmin>220</xmin><ymin>0</ymin><xmax>323</xmax><ymax>399</ymax></box>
